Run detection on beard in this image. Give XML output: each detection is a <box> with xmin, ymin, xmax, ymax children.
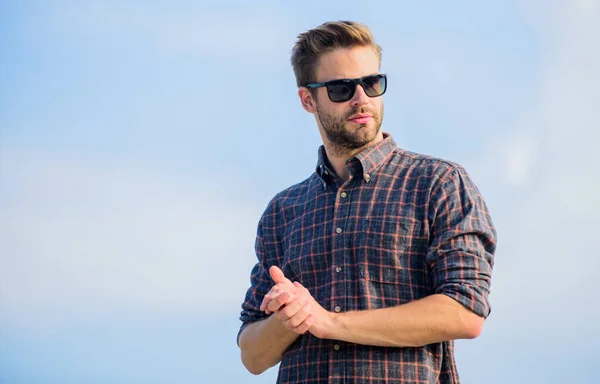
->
<box><xmin>316</xmin><ymin>103</ymin><xmax>384</xmax><ymax>155</ymax></box>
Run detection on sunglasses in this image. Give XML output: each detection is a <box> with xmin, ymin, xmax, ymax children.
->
<box><xmin>305</xmin><ymin>74</ymin><xmax>387</xmax><ymax>103</ymax></box>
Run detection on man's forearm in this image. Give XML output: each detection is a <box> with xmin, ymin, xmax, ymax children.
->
<box><xmin>327</xmin><ymin>294</ymin><xmax>484</xmax><ymax>347</ymax></box>
<box><xmin>239</xmin><ymin>315</ymin><xmax>300</xmax><ymax>375</ymax></box>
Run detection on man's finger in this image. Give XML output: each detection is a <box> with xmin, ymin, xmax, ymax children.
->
<box><xmin>277</xmin><ymin>297</ymin><xmax>306</xmax><ymax>321</ymax></box>
<box><xmin>260</xmin><ymin>296</ymin><xmax>270</xmax><ymax>312</ymax></box>
<box><xmin>260</xmin><ymin>286</ymin><xmax>279</xmax><ymax>311</ymax></box>
<box><xmin>267</xmin><ymin>291</ymin><xmax>294</xmax><ymax>313</ymax></box>
<box><xmin>292</xmin><ymin>314</ymin><xmax>314</xmax><ymax>335</ymax></box>
<box><xmin>269</xmin><ymin>266</ymin><xmax>293</xmax><ymax>285</ymax></box>
<box><xmin>282</xmin><ymin>301</ymin><xmax>311</xmax><ymax>328</ymax></box>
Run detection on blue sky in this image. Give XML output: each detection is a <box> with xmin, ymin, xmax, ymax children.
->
<box><xmin>0</xmin><ymin>0</ymin><xmax>598</xmax><ymax>383</ymax></box>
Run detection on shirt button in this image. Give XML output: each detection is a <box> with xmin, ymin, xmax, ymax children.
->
<box><xmin>334</xmin><ymin>306</ymin><xmax>341</xmax><ymax>313</ymax></box>
<box><xmin>364</xmin><ymin>173</ymin><xmax>371</xmax><ymax>180</ymax></box>
<box><xmin>340</xmin><ymin>191</ymin><xmax>347</xmax><ymax>198</ymax></box>
<box><xmin>335</xmin><ymin>267</ymin><xmax>342</xmax><ymax>273</ymax></box>
<box><xmin>335</xmin><ymin>227</ymin><xmax>342</xmax><ymax>234</ymax></box>
<box><xmin>333</xmin><ymin>344</ymin><xmax>340</xmax><ymax>351</ymax></box>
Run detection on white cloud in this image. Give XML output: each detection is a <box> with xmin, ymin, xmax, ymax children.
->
<box><xmin>0</xmin><ymin>146</ymin><xmax>263</xmax><ymax>329</ymax></box>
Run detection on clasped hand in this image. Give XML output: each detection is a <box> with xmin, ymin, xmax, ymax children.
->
<box><xmin>260</xmin><ymin>266</ymin><xmax>332</xmax><ymax>338</ymax></box>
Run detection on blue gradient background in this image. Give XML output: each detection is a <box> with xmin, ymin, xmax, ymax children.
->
<box><xmin>1</xmin><ymin>1</ymin><xmax>598</xmax><ymax>383</ymax></box>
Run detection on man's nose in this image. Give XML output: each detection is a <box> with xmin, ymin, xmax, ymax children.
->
<box><xmin>350</xmin><ymin>84</ymin><xmax>370</xmax><ymax>107</ymax></box>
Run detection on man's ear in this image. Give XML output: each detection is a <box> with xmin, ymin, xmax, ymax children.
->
<box><xmin>298</xmin><ymin>87</ymin><xmax>317</xmax><ymax>114</ymax></box>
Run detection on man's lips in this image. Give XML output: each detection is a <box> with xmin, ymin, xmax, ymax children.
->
<box><xmin>348</xmin><ymin>114</ymin><xmax>373</xmax><ymax>124</ymax></box>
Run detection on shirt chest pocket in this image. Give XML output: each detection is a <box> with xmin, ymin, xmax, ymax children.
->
<box><xmin>281</xmin><ymin>216</ymin><xmax>329</xmax><ymax>285</ymax></box>
<box><xmin>359</xmin><ymin>218</ymin><xmax>424</xmax><ymax>286</ymax></box>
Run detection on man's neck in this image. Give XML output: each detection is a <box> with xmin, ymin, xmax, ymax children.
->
<box><xmin>324</xmin><ymin>135</ymin><xmax>383</xmax><ymax>182</ymax></box>
<box><xmin>324</xmin><ymin>147</ymin><xmax>360</xmax><ymax>182</ymax></box>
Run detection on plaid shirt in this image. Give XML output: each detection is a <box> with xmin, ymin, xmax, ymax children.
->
<box><xmin>239</xmin><ymin>133</ymin><xmax>496</xmax><ymax>383</ymax></box>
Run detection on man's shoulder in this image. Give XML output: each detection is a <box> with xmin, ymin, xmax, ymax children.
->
<box><xmin>263</xmin><ymin>174</ymin><xmax>319</xmax><ymax>214</ymax></box>
<box><xmin>389</xmin><ymin>147</ymin><xmax>466</xmax><ymax>179</ymax></box>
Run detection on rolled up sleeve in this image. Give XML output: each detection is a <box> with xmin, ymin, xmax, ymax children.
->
<box><xmin>426</xmin><ymin>166</ymin><xmax>497</xmax><ymax>318</ymax></box>
<box><xmin>238</xmin><ymin>221</ymin><xmax>272</xmax><ymax>344</ymax></box>
<box><xmin>238</xmin><ymin>198</ymin><xmax>286</xmax><ymax>345</ymax></box>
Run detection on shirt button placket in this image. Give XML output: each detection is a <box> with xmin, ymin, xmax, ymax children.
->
<box><xmin>332</xmin><ymin>183</ymin><xmax>349</xmax><ymax>383</ymax></box>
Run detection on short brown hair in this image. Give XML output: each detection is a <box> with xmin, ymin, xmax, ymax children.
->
<box><xmin>291</xmin><ymin>21</ymin><xmax>382</xmax><ymax>87</ymax></box>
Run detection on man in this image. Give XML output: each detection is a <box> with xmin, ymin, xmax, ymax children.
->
<box><xmin>238</xmin><ymin>21</ymin><xmax>496</xmax><ymax>383</ymax></box>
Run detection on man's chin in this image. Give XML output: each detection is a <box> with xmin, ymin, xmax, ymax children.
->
<box><xmin>350</xmin><ymin>124</ymin><xmax>380</xmax><ymax>140</ymax></box>
<box><xmin>347</xmin><ymin>132</ymin><xmax>380</xmax><ymax>149</ymax></box>
<box><xmin>345</xmin><ymin>122</ymin><xmax>370</xmax><ymax>134</ymax></box>
<box><xmin>324</xmin><ymin>123</ymin><xmax>381</xmax><ymax>151</ymax></box>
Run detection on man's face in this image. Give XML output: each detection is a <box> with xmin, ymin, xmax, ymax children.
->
<box><xmin>310</xmin><ymin>46</ymin><xmax>384</xmax><ymax>151</ymax></box>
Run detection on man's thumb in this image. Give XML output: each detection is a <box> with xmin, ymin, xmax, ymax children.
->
<box><xmin>269</xmin><ymin>266</ymin><xmax>291</xmax><ymax>285</ymax></box>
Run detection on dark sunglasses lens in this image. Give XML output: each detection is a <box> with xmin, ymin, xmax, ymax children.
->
<box><xmin>327</xmin><ymin>82</ymin><xmax>355</xmax><ymax>102</ymax></box>
<box><xmin>362</xmin><ymin>75</ymin><xmax>386</xmax><ymax>97</ymax></box>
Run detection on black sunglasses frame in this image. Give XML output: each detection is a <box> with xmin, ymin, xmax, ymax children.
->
<box><xmin>305</xmin><ymin>74</ymin><xmax>387</xmax><ymax>103</ymax></box>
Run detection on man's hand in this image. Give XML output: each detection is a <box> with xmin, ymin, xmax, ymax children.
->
<box><xmin>260</xmin><ymin>266</ymin><xmax>298</xmax><ymax>315</ymax></box>
<box><xmin>260</xmin><ymin>266</ymin><xmax>335</xmax><ymax>338</ymax></box>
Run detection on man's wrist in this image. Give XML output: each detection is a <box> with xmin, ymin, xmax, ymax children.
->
<box><xmin>325</xmin><ymin>311</ymin><xmax>344</xmax><ymax>340</ymax></box>
<box><xmin>267</xmin><ymin>313</ymin><xmax>300</xmax><ymax>339</ymax></box>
